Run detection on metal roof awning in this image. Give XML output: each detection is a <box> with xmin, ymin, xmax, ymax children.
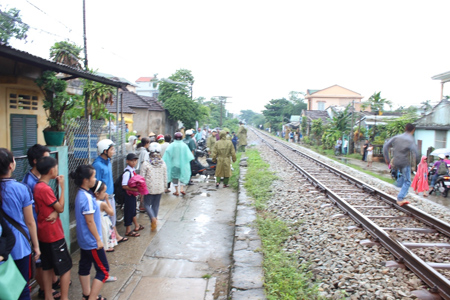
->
<box><xmin>432</xmin><ymin>71</ymin><xmax>450</xmax><ymax>83</ymax></box>
<box><xmin>0</xmin><ymin>44</ymin><xmax>129</xmax><ymax>90</ymax></box>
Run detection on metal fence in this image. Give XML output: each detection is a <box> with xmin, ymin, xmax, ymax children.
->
<box><xmin>65</xmin><ymin>117</ymin><xmax>126</xmax><ymax>224</ymax></box>
<box><xmin>12</xmin><ymin>151</ymin><xmax>59</xmax><ymax>194</ymax></box>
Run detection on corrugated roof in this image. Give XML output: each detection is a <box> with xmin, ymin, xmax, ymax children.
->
<box><xmin>303</xmin><ymin>110</ymin><xmax>330</xmax><ymax>123</ymax></box>
<box><xmin>0</xmin><ymin>44</ymin><xmax>129</xmax><ymax>89</ymax></box>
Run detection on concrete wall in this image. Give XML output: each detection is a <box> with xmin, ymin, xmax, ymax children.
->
<box><xmin>48</xmin><ymin>146</ymin><xmax>70</xmax><ymax>250</ymax></box>
<box><xmin>132</xmin><ymin>108</ymin><xmax>166</xmax><ymax>137</ymax></box>
<box><xmin>415</xmin><ymin>129</ymin><xmax>436</xmax><ymax>155</ymax></box>
<box><xmin>0</xmin><ymin>76</ymin><xmax>48</xmax><ymax>148</ymax></box>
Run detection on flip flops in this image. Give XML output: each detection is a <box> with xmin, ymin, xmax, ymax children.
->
<box><xmin>180</xmin><ymin>191</ymin><xmax>186</xmax><ymax>195</ymax></box>
<box><xmin>173</xmin><ymin>192</ymin><xmax>179</xmax><ymax>196</ymax></box>
<box><xmin>398</xmin><ymin>200</ymin><xmax>410</xmax><ymax>206</ymax></box>
<box><xmin>135</xmin><ymin>224</ymin><xmax>144</xmax><ymax>231</ymax></box>
<box><xmin>125</xmin><ymin>231</ymin><xmax>140</xmax><ymax>237</ymax></box>
<box><xmin>117</xmin><ymin>237</ymin><xmax>128</xmax><ymax>243</ymax></box>
<box><xmin>106</xmin><ymin>248</ymin><xmax>115</xmax><ymax>252</ymax></box>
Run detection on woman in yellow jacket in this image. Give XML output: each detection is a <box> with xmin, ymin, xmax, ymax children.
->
<box><xmin>212</xmin><ymin>130</ymin><xmax>237</xmax><ymax>188</ymax></box>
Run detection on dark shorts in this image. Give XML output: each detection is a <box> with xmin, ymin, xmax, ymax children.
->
<box><xmin>40</xmin><ymin>238</ymin><xmax>73</xmax><ymax>276</ymax></box>
<box><xmin>78</xmin><ymin>248</ymin><xmax>110</xmax><ymax>283</ymax></box>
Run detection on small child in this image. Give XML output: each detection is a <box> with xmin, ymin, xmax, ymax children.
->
<box><xmin>34</xmin><ymin>156</ymin><xmax>72</xmax><ymax>300</ymax></box>
<box><xmin>366</xmin><ymin>144</ymin><xmax>374</xmax><ymax>168</ymax></box>
<box><xmin>90</xmin><ymin>181</ymin><xmax>117</xmax><ymax>252</ymax></box>
<box><xmin>122</xmin><ymin>153</ymin><xmax>144</xmax><ymax>237</ymax></box>
<box><xmin>71</xmin><ymin>165</ymin><xmax>109</xmax><ymax>300</ymax></box>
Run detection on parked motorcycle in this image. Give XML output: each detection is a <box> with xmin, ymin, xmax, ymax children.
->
<box><xmin>428</xmin><ymin>165</ymin><xmax>450</xmax><ymax>197</ymax></box>
<box><xmin>191</xmin><ymin>147</ymin><xmax>217</xmax><ymax>177</ymax></box>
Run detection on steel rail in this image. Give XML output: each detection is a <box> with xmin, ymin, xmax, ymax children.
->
<box><xmin>252</xmin><ymin>128</ymin><xmax>450</xmax><ymax>299</ymax></box>
<box><xmin>254</xmin><ymin>129</ymin><xmax>450</xmax><ymax>238</ymax></box>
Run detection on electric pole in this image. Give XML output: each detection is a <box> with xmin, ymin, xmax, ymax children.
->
<box><xmin>349</xmin><ymin>100</ymin><xmax>355</xmax><ymax>154</ymax></box>
<box><xmin>213</xmin><ymin>96</ymin><xmax>232</xmax><ymax>127</ymax></box>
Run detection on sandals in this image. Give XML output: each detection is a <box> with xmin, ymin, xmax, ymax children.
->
<box><xmin>180</xmin><ymin>191</ymin><xmax>186</xmax><ymax>195</ymax></box>
<box><xmin>173</xmin><ymin>192</ymin><xmax>179</xmax><ymax>196</ymax></box>
<box><xmin>134</xmin><ymin>224</ymin><xmax>144</xmax><ymax>231</ymax></box>
<box><xmin>82</xmin><ymin>294</ymin><xmax>107</xmax><ymax>300</ymax></box>
<box><xmin>125</xmin><ymin>231</ymin><xmax>140</xmax><ymax>237</ymax></box>
<box><xmin>398</xmin><ymin>200</ymin><xmax>410</xmax><ymax>207</ymax></box>
<box><xmin>106</xmin><ymin>248</ymin><xmax>115</xmax><ymax>252</ymax></box>
<box><xmin>223</xmin><ymin>185</ymin><xmax>229</xmax><ymax>188</ymax></box>
<box><xmin>117</xmin><ymin>237</ymin><xmax>128</xmax><ymax>243</ymax></box>
<box><xmin>38</xmin><ymin>289</ymin><xmax>61</xmax><ymax>300</ymax></box>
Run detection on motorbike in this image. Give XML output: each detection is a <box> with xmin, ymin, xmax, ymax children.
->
<box><xmin>191</xmin><ymin>146</ymin><xmax>217</xmax><ymax>177</ymax></box>
<box><xmin>428</xmin><ymin>165</ymin><xmax>450</xmax><ymax>197</ymax></box>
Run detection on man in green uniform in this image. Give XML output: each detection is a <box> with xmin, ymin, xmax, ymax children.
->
<box><xmin>237</xmin><ymin>121</ymin><xmax>247</xmax><ymax>152</ymax></box>
<box><xmin>212</xmin><ymin>130</ymin><xmax>237</xmax><ymax>188</ymax></box>
<box><xmin>207</xmin><ymin>129</ymin><xmax>217</xmax><ymax>155</ymax></box>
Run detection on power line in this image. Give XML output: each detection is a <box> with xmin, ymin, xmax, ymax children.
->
<box><xmin>24</xmin><ymin>0</ymin><xmax>72</xmax><ymax>33</ymax></box>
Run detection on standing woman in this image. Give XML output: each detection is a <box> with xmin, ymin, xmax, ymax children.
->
<box><xmin>212</xmin><ymin>130</ymin><xmax>237</xmax><ymax>188</ymax></box>
<box><xmin>141</xmin><ymin>143</ymin><xmax>167</xmax><ymax>231</ymax></box>
<box><xmin>411</xmin><ymin>155</ymin><xmax>429</xmax><ymax>197</ymax></box>
<box><xmin>0</xmin><ymin>148</ymin><xmax>40</xmax><ymax>300</ymax></box>
<box><xmin>163</xmin><ymin>132</ymin><xmax>194</xmax><ymax>196</ymax></box>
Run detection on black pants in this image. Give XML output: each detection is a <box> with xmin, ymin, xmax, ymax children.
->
<box><xmin>124</xmin><ymin>193</ymin><xmax>137</xmax><ymax>227</ymax></box>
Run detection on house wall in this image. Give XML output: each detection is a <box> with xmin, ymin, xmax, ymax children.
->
<box><xmin>131</xmin><ymin>109</ymin><xmax>165</xmax><ymax>136</ymax></box>
<box><xmin>118</xmin><ymin>113</ymin><xmax>134</xmax><ymax>132</ymax></box>
<box><xmin>415</xmin><ymin>129</ymin><xmax>435</xmax><ymax>154</ymax></box>
<box><xmin>148</xmin><ymin>110</ymin><xmax>165</xmax><ymax>135</ymax></box>
<box><xmin>308</xmin><ymin>97</ymin><xmax>363</xmax><ymax>111</ymax></box>
<box><xmin>0</xmin><ymin>76</ymin><xmax>47</xmax><ymax>149</ymax></box>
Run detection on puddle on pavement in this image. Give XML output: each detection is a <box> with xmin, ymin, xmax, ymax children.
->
<box><xmin>194</xmin><ymin>214</ymin><xmax>211</xmax><ymax>223</ymax></box>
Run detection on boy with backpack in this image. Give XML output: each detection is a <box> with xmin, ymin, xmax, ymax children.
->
<box><xmin>34</xmin><ymin>156</ymin><xmax>72</xmax><ymax>300</ymax></box>
<box><xmin>122</xmin><ymin>153</ymin><xmax>143</xmax><ymax>237</ymax></box>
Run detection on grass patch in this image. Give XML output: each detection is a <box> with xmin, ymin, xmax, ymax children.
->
<box><xmin>257</xmin><ymin>215</ymin><xmax>321</xmax><ymax>300</ymax></box>
<box><xmin>244</xmin><ymin>149</ymin><xmax>321</xmax><ymax>299</ymax></box>
<box><xmin>230</xmin><ymin>152</ymin><xmax>242</xmax><ymax>190</ymax></box>
<box><xmin>202</xmin><ymin>274</ymin><xmax>212</xmax><ymax>279</ymax></box>
<box><xmin>243</xmin><ymin>149</ymin><xmax>277</xmax><ymax>210</ymax></box>
<box><xmin>345</xmin><ymin>162</ymin><xmax>395</xmax><ymax>184</ymax></box>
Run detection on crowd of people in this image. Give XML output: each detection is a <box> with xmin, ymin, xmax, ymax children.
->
<box><xmin>0</xmin><ymin>122</ymin><xmax>247</xmax><ymax>300</ymax></box>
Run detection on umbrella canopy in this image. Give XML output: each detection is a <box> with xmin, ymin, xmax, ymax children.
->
<box><xmin>430</xmin><ymin>148</ymin><xmax>450</xmax><ymax>156</ymax></box>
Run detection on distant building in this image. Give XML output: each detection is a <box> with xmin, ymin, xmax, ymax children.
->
<box><xmin>135</xmin><ymin>77</ymin><xmax>159</xmax><ymax>98</ymax></box>
<box><xmin>305</xmin><ymin>85</ymin><xmax>364</xmax><ymax>111</ymax></box>
<box><xmin>414</xmin><ymin>98</ymin><xmax>450</xmax><ymax>155</ymax></box>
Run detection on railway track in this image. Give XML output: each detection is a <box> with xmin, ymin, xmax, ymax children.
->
<box><xmin>252</xmin><ymin>128</ymin><xmax>450</xmax><ymax>299</ymax></box>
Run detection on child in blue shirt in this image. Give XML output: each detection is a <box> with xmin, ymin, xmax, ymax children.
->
<box><xmin>0</xmin><ymin>148</ymin><xmax>40</xmax><ymax>300</ymax></box>
<box><xmin>71</xmin><ymin>165</ymin><xmax>108</xmax><ymax>300</ymax></box>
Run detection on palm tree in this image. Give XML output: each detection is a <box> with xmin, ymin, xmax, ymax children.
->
<box><xmin>361</xmin><ymin>92</ymin><xmax>392</xmax><ymax>114</ymax></box>
<box><xmin>50</xmin><ymin>41</ymin><xmax>83</xmax><ymax>69</ymax></box>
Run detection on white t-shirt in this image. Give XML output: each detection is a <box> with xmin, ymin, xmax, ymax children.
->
<box><xmin>122</xmin><ymin>165</ymin><xmax>135</xmax><ymax>186</ymax></box>
<box><xmin>343</xmin><ymin>140</ymin><xmax>348</xmax><ymax>147</ymax></box>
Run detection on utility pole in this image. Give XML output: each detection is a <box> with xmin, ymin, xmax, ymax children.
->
<box><xmin>213</xmin><ymin>96</ymin><xmax>232</xmax><ymax>127</ymax></box>
<box><xmin>349</xmin><ymin>100</ymin><xmax>355</xmax><ymax>154</ymax></box>
<box><xmin>83</xmin><ymin>0</ymin><xmax>89</xmax><ymax>118</ymax></box>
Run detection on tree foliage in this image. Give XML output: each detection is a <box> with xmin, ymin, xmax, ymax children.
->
<box><xmin>240</xmin><ymin>110</ymin><xmax>257</xmax><ymax>123</ymax></box>
<box><xmin>164</xmin><ymin>94</ymin><xmax>206</xmax><ymax>128</ymax></box>
<box><xmin>36</xmin><ymin>71</ymin><xmax>81</xmax><ymax>131</ymax></box>
<box><xmin>310</xmin><ymin>119</ymin><xmax>324</xmax><ymax>145</ymax></box>
<box><xmin>361</xmin><ymin>91</ymin><xmax>392</xmax><ymax>113</ymax></box>
<box><xmin>50</xmin><ymin>41</ymin><xmax>83</xmax><ymax>69</ymax></box>
<box><xmin>0</xmin><ymin>7</ymin><xmax>29</xmax><ymax>45</ymax></box>
<box><xmin>263</xmin><ymin>98</ymin><xmax>291</xmax><ymax>131</ymax></box>
<box><xmin>158</xmin><ymin>69</ymin><xmax>194</xmax><ymax>104</ymax></box>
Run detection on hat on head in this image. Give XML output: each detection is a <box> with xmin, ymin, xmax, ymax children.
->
<box><xmin>148</xmin><ymin>132</ymin><xmax>156</xmax><ymax>136</ymax></box>
<box><xmin>186</xmin><ymin>129</ymin><xmax>193</xmax><ymax>135</ymax></box>
<box><xmin>126</xmin><ymin>153</ymin><xmax>138</xmax><ymax>160</ymax></box>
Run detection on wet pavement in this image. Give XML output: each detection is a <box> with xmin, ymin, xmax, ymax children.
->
<box><xmin>35</xmin><ymin>174</ymin><xmax>242</xmax><ymax>300</ymax></box>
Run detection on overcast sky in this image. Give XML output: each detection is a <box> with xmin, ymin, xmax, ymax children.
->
<box><xmin>3</xmin><ymin>0</ymin><xmax>450</xmax><ymax>114</ymax></box>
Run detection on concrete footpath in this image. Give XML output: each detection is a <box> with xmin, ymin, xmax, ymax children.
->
<box><xmin>32</xmin><ymin>160</ymin><xmax>266</xmax><ymax>300</ymax></box>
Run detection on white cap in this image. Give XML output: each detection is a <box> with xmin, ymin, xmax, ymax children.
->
<box><xmin>186</xmin><ymin>129</ymin><xmax>193</xmax><ymax>135</ymax></box>
<box><xmin>97</xmin><ymin>139</ymin><xmax>115</xmax><ymax>154</ymax></box>
<box><xmin>149</xmin><ymin>142</ymin><xmax>161</xmax><ymax>153</ymax></box>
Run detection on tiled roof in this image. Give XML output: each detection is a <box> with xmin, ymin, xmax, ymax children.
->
<box><xmin>303</xmin><ymin>110</ymin><xmax>330</xmax><ymax>123</ymax></box>
<box><xmin>0</xmin><ymin>44</ymin><xmax>129</xmax><ymax>89</ymax></box>
<box><xmin>141</xmin><ymin>95</ymin><xmax>165</xmax><ymax>111</ymax></box>
<box><xmin>106</xmin><ymin>91</ymin><xmax>165</xmax><ymax>113</ymax></box>
<box><xmin>136</xmin><ymin>77</ymin><xmax>154</xmax><ymax>82</ymax></box>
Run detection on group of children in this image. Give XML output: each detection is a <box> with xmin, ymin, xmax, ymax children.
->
<box><xmin>0</xmin><ymin>137</ymin><xmax>168</xmax><ymax>300</ymax></box>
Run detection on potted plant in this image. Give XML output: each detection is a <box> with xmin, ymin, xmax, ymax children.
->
<box><xmin>36</xmin><ymin>70</ymin><xmax>79</xmax><ymax>146</ymax></box>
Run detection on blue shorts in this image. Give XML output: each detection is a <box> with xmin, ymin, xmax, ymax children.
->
<box><xmin>78</xmin><ymin>248</ymin><xmax>109</xmax><ymax>282</ymax></box>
